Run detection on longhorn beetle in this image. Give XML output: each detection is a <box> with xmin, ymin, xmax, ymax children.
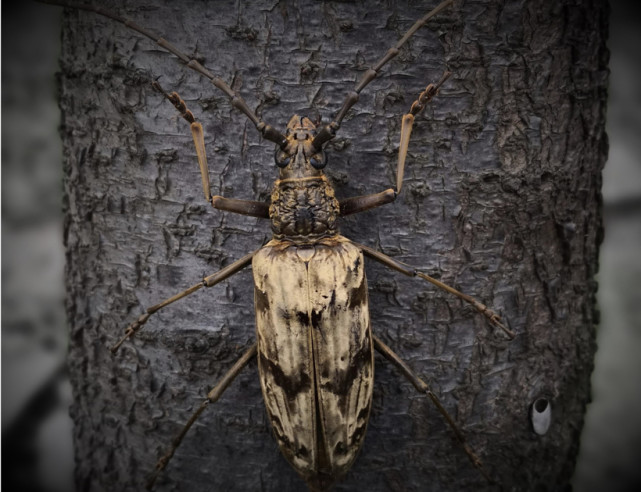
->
<box><xmin>44</xmin><ymin>0</ymin><xmax>515</xmax><ymax>489</ymax></box>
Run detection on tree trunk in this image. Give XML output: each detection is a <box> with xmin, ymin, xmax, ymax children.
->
<box><xmin>57</xmin><ymin>0</ymin><xmax>608</xmax><ymax>490</ymax></box>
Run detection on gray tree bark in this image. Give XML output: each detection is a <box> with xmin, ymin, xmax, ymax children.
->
<box><xmin>56</xmin><ymin>0</ymin><xmax>608</xmax><ymax>490</ymax></box>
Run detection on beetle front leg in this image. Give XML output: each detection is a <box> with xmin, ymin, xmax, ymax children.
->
<box><xmin>356</xmin><ymin>242</ymin><xmax>515</xmax><ymax>339</ymax></box>
<box><xmin>110</xmin><ymin>250</ymin><xmax>257</xmax><ymax>353</ymax></box>
<box><xmin>153</xmin><ymin>82</ymin><xmax>270</xmax><ymax>219</ymax></box>
<box><xmin>146</xmin><ymin>343</ymin><xmax>258</xmax><ymax>490</ymax></box>
<box><xmin>339</xmin><ymin>72</ymin><xmax>451</xmax><ymax>217</ymax></box>
<box><xmin>373</xmin><ymin>335</ymin><xmax>494</xmax><ymax>485</ymax></box>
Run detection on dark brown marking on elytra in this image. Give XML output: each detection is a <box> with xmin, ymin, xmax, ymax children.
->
<box><xmin>348</xmin><ymin>276</ymin><xmax>368</xmax><ymax>310</ymax></box>
<box><xmin>320</xmin><ymin>337</ymin><xmax>372</xmax><ymax>407</ymax></box>
<box><xmin>349</xmin><ymin>421</ymin><xmax>368</xmax><ymax>446</ymax></box>
<box><xmin>272</xmin><ymin>425</ymin><xmax>291</xmax><ymax>448</ymax></box>
<box><xmin>311</xmin><ymin>308</ymin><xmax>323</xmax><ymax>331</ymax></box>
<box><xmin>270</xmin><ymin>413</ymin><xmax>285</xmax><ymax>438</ymax></box>
<box><xmin>333</xmin><ymin>441</ymin><xmax>348</xmax><ymax>457</ymax></box>
<box><xmin>297</xmin><ymin>310</ymin><xmax>310</xmax><ymax>325</ymax></box>
<box><xmin>259</xmin><ymin>351</ymin><xmax>312</xmax><ymax>399</ymax></box>
<box><xmin>255</xmin><ymin>287</ymin><xmax>270</xmax><ymax>313</ymax></box>
<box><xmin>296</xmin><ymin>445</ymin><xmax>310</xmax><ymax>459</ymax></box>
<box><xmin>310</xmin><ymin>307</ymin><xmax>328</xmax><ymax>343</ymax></box>
<box><xmin>350</xmin><ymin>255</ymin><xmax>361</xmax><ymax>274</ymax></box>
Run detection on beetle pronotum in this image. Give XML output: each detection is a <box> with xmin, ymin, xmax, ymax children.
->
<box><xmin>44</xmin><ymin>0</ymin><xmax>516</xmax><ymax>489</ymax></box>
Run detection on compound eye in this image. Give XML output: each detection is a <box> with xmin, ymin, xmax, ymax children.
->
<box><xmin>274</xmin><ymin>148</ymin><xmax>291</xmax><ymax>168</ymax></box>
<box><xmin>309</xmin><ymin>151</ymin><xmax>327</xmax><ymax>169</ymax></box>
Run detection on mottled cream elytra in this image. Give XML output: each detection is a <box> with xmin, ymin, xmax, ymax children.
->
<box><xmin>39</xmin><ymin>0</ymin><xmax>515</xmax><ymax>489</ymax></box>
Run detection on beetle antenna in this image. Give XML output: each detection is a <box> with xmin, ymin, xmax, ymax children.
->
<box><xmin>312</xmin><ymin>0</ymin><xmax>454</xmax><ymax>150</ymax></box>
<box><xmin>36</xmin><ymin>0</ymin><xmax>288</xmax><ymax>148</ymax></box>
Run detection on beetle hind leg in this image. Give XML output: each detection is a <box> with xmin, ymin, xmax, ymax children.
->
<box><xmin>145</xmin><ymin>344</ymin><xmax>258</xmax><ymax>490</ymax></box>
<box><xmin>372</xmin><ymin>335</ymin><xmax>494</xmax><ymax>485</ymax></box>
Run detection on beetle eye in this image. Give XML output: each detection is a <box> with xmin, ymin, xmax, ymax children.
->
<box><xmin>309</xmin><ymin>152</ymin><xmax>327</xmax><ymax>169</ymax></box>
<box><xmin>274</xmin><ymin>149</ymin><xmax>291</xmax><ymax>168</ymax></box>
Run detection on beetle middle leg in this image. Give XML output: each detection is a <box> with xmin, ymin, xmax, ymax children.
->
<box><xmin>372</xmin><ymin>335</ymin><xmax>494</xmax><ymax>484</ymax></box>
<box><xmin>356</xmin><ymin>242</ymin><xmax>515</xmax><ymax>339</ymax></box>
<box><xmin>145</xmin><ymin>343</ymin><xmax>258</xmax><ymax>490</ymax></box>
<box><xmin>110</xmin><ymin>249</ymin><xmax>257</xmax><ymax>353</ymax></box>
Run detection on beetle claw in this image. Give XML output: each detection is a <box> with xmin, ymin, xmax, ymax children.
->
<box><xmin>489</xmin><ymin>312</ymin><xmax>515</xmax><ymax>340</ymax></box>
<box><xmin>110</xmin><ymin>313</ymin><xmax>151</xmax><ymax>354</ymax></box>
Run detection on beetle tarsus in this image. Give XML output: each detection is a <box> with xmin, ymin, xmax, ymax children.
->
<box><xmin>110</xmin><ymin>313</ymin><xmax>150</xmax><ymax>354</ymax></box>
<box><xmin>472</xmin><ymin>301</ymin><xmax>515</xmax><ymax>339</ymax></box>
<box><xmin>462</xmin><ymin>443</ymin><xmax>495</xmax><ymax>485</ymax></box>
<box><xmin>152</xmin><ymin>81</ymin><xmax>196</xmax><ymax>124</ymax></box>
<box><xmin>146</xmin><ymin>453</ymin><xmax>172</xmax><ymax>489</ymax></box>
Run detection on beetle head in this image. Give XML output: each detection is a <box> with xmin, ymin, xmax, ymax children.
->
<box><xmin>274</xmin><ymin>115</ymin><xmax>327</xmax><ymax>179</ymax></box>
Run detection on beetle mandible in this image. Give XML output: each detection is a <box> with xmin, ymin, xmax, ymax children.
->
<box><xmin>43</xmin><ymin>0</ymin><xmax>515</xmax><ymax>489</ymax></box>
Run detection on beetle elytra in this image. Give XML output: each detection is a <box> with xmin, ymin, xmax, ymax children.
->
<box><xmin>44</xmin><ymin>0</ymin><xmax>515</xmax><ymax>489</ymax></box>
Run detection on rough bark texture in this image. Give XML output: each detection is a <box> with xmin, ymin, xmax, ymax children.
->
<box><xmin>58</xmin><ymin>0</ymin><xmax>608</xmax><ymax>490</ymax></box>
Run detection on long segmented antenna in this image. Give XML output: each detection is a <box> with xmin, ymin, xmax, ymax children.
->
<box><xmin>38</xmin><ymin>0</ymin><xmax>288</xmax><ymax>148</ymax></box>
<box><xmin>312</xmin><ymin>0</ymin><xmax>454</xmax><ymax>150</ymax></box>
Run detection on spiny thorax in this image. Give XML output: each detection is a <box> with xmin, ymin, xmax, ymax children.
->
<box><xmin>269</xmin><ymin>175</ymin><xmax>340</xmax><ymax>243</ymax></box>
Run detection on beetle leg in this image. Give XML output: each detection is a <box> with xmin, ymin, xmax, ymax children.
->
<box><xmin>397</xmin><ymin>71</ymin><xmax>451</xmax><ymax>194</ymax></box>
<box><xmin>154</xmin><ymin>82</ymin><xmax>269</xmax><ymax>217</ymax></box>
<box><xmin>372</xmin><ymin>335</ymin><xmax>494</xmax><ymax>485</ymax></box>
<box><xmin>110</xmin><ymin>250</ymin><xmax>257</xmax><ymax>353</ymax></box>
<box><xmin>356</xmin><ymin>242</ymin><xmax>515</xmax><ymax>339</ymax></box>
<box><xmin>339</xmin><ymin>188</ymin><xmax>397</xmax><ymax>216</ymax></box>
<box><xmin>145</xmin><ymin>343</ymin><xmax>258</xmax><ymax>490</ymax></box>
<box><xmin>209</xmin><ymin>195</ymin><xmax>270</xmax><ymax>218</ymax></box>
<box><xmin>152</xmin><ymin>82</ymin><xmax>271</xmax><ymax>219</ymax></box>
<box><xmin>152</xmin><ymin>81</ymin><xmax>211</xmax><ymax>202</ymax></box>
<box><xmin>339</xmin><ymin>72</ymin><xmax>451</xmax><ymax>216</ymax></box>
